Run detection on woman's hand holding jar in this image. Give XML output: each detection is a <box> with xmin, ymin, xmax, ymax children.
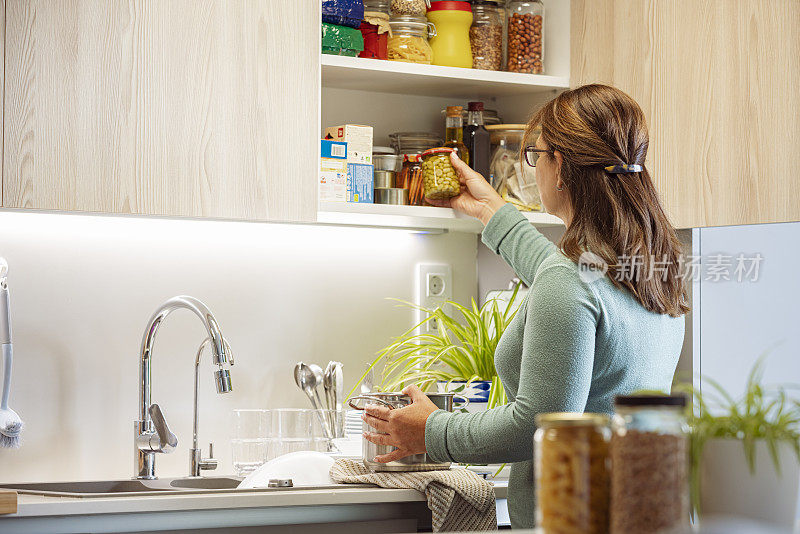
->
<box><xmin>426</xmin><ymin>151</ymin><xmax>506</xmax><ymax>225</ymax></box>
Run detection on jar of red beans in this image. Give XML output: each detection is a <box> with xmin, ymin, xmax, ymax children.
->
<box><xmin>506</xmin><ymin>0</ymin><xmax>544</xmax><ymax>74</ymax></box>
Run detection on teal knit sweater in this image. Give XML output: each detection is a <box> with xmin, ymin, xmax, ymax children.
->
<box><xmin>424</xmin><ymin>204</ymin><xmax>684</xmax><ymax>529</ymax></box>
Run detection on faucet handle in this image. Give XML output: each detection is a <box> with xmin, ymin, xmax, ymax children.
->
<box><xmin>149</xmin><ymin>404</ymin><xmax>177</xmax><ymax>453</ymax></box>
<box><xmin>199</xmin><ymin>442</ymin><xmax>218</xmax><ymax>471</ymax></box>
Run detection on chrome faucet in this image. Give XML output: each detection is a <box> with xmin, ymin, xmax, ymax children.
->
<box><xmin>135</xmin><ymin>296</ymin><xmax>234</xmax><ymax>480</ymax></box>
<box><xmin>191</xmin><ymin>337</ymin><xmax>233</xmax><ymax>477</ymax></box>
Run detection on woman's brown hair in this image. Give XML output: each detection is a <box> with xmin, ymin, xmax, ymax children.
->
<box><xmin>528</xmin><ymin>84</ymin><xmax>689</xmax><ymax>317</ymax></box>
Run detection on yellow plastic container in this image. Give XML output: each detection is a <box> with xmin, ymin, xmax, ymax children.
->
<box><xmin>426</xmin><ymin>2</ymin><xmax>473</xmax><ymax>68</ymax></box>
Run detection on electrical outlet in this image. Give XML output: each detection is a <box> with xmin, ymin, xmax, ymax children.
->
<box><xmin>417</xmin><ymin>264</ymin><xmax>453</xmax><ymax>333</ymax></box>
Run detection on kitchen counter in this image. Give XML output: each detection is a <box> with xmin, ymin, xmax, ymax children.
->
<box><xmin>0</xmin><ymin>481</ymin><xmax>509</xmax><ymax>534</ymax></box>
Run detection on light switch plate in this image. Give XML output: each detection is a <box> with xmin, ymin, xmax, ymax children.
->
<box><xmin>417</xmin><ymin>264</ymin><xmax>452</xmax><ymax>333</ymax></box>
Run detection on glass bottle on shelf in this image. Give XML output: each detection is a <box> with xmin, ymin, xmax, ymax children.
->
<box><xmin>464</xmin><ymin>101</ymin><xmax>491</xmax><ymax>179</ymax></box>
<box><xmin>507</xmin><ymin>0</ymin><xmax>544</xmax><ymax>74</ymax></box>
<box><xmin>444</xmin><ymin>106</ymin><xmax>469</xmax><ymax>166</ymax></box>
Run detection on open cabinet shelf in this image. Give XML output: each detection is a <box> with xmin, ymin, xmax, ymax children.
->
<box><xmin>317</xmin><ymin>0</ymin><xmax>569</xmax><ymax>233</ymax></box>
<box><xmin>317</xmin><ymin>202</ymin><xmax>563</xmax><ymax>233</ymax></box>
<box><xmin>321</xmin><ymin>55</ymin><xmax>569</xmax><ymax>99</ymax></box>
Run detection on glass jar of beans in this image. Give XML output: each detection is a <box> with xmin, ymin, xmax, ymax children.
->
<box><xmin>534</xmin><ymin>413</ymin><xmax>611</xmax><ymax>533</ymax></box>
<box><xmin>610</xmin><ymin>395</ymin><xmax>690</xmax><ymax>534</ymax></box>
<box><xmin>506</xmin><ymin>0</ymin><xmax>544</xmax><ymax>74</ymax></box>
<box><xmin>420</xmin><ymin>147</ymin><xmax>460</xmax><ymax>200</ymax></box>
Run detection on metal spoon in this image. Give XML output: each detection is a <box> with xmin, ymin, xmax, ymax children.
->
<box><xmin>332</xmin><ymin>362</ymin><xmax>344</xmax><ymax>438</ymax></box>
<box><xmin>293</xmin><ymin>362</ymin><xmax>332</xmax><ymax>440</ymax></box>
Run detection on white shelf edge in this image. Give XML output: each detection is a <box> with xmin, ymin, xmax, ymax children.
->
<box><xmin>321</xmin><ymin>55</ymin><xmax>570</xmax><ymax>88</ymax></box>
<box><xmin>317</xmin><ymin>202</ymin><xmax>563</xmax><ymax>233</ymax></box>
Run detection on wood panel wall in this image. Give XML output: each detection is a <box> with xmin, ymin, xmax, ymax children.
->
<box><xmin>3</xmin><ymin>0</ymin><xmax>319</xmax><ymax>222</ymax></box>
<box><xmin>571</xmin><ymin>0</ymin><xmax>800</xmax><ymax>228</ymax></box>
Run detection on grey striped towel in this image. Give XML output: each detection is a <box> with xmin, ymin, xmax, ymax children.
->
<box><xmin>330</xmin><ymin>458</ymin><xmax>497</xmax><ymax>532</ymax></box>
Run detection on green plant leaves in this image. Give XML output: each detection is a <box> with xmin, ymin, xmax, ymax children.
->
<box><xmin>348</xmin><ymin>284</ymin><xmax>524</xmax><ymax>410</ymax></box>
<box><xmin>684</xmin><ymin>352</ymin><xmax>800</xmax><ymax>515</ymax></box>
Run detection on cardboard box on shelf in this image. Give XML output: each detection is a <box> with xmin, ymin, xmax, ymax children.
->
<box><xmin>347</xmin><ymin>163</ymin><xmax>374</xmax><ymax>203</ymax></box>
<box><xmin>320</xmin><ymin>140</ymin><xmax>348</xmax><ymax>202</ymax></box>
<box><xmin>324</xmin><ymin>124</ymin><xmax>373</xmax><ymax>165</ymax></box>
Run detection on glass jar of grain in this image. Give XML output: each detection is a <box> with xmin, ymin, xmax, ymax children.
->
<box><xmin>420</xmin><ymin>147</ymin><xmax>460</xmax><ymax>200</ymax></box>
<box><xmin>534</xmin><ymin>413</ymin><xmax>611</xmax><ymax>534</ymax></box>
<box><xmin>610</xmin><ymin>395</ymin><xmax>689</xmax><ymax>534</ymax></box>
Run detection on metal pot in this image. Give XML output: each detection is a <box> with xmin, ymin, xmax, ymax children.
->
<box><xmin>348</xmin><ymin>392</ymin><xmax>468</xmax><ymax>472</ymax></box>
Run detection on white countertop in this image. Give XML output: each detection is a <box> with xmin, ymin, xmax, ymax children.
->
<box><xmin>4</xmin><ymin>480</ymin><xmax>509</xmax><ymax>522</ymax></box>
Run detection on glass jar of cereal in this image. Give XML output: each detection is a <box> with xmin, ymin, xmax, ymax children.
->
<box><xmin>420</xmin><ymin>147</ymin><xmax>460</xmax><ymax>200</ymax></box>
<box><xmin>610</xmin><ymin>395</ymin><xmax>689</xmax><ymax>534</ymax></box>
<box><xmin>534</xmin><ymin>413</ymin><xmax>611</xmax><ymax>533</ymax></box>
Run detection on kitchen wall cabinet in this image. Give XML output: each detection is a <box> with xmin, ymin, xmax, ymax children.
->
<box><xmin>3</xmin><ymin>0</ymin><xmax>319</xmax><ymax>222</ymax></box>
<box><xmin>571</xmin><ymin>0</ymin><xmax>800</xmax><ymax>229</ymax></box>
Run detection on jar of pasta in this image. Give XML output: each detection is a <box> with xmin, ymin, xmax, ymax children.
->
<box><xmin>610</xmin><ymin>395</ymin><xmax>689</xmax><ymax>534</ymax></box>
<box><xmin>388</xmin><ymin>16</ymin><xmax>436</xmax><ymax>64</ymax></box>
<box><xmin>420</xmin><ymin>147</ymin><xmax>460</xmax><ymax>200</ymax></box>
<box><xmin>534</xmin><ymin>413</ymin><xmax>611</xmax><ymax>534</ymax></box>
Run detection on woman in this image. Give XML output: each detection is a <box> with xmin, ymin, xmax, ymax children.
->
<box><xmin>362</xmin><ymin>84</ymin><xmax>688</xmax><ymax>529</ymax></box>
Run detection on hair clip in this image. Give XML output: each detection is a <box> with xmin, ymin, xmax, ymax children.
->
<box><xmin>604</xmin><ymin>164</ymin><xmax>643</xmax><ymax>174</ymax></box>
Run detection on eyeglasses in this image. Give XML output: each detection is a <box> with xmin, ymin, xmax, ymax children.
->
<box><xmin>523</xmin><ymin>146</ymin><xmax>554</xmax><ymax>167</ymax></box>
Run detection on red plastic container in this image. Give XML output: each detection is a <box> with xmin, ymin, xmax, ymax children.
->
<box><xmin>359</xmin><ymin>22</ymin><xmax>388</xmax><ymax>59</ymax></box>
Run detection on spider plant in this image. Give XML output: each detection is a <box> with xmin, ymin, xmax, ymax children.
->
<box><xmin>682</xmin><ymin>354</ymin><xmax>800</xmax><ymax>512</ymax></box>
<box><xmin>350</xmin><ymin>284</ymin><xmax>523</xmax><ymax>410</ymax></box>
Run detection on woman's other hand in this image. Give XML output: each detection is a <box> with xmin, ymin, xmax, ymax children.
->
<box><xmin>426</xmin><ymin>151</ymin><xmax>506</xmax><ymax>225</ymax></box>
<box><xmin>362</xmin><ymin>385</ymin><xmax>439</xmax><ymax>463</ymax></box>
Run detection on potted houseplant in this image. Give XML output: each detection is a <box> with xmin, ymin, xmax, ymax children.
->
<box><xmin>351</xmin><ymin>284</ymin><xmax>523</xmax><ymax>411</ymax></box>
<box><xmin>688</xmin><ymin>357</ymin><xmax>800</xmax><ymax>528</ymax></box>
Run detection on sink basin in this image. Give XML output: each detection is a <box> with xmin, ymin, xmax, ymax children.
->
<box><xmin>0</xmin><ymin>479</ymin><xmax>177</xmax><ymax>497</ymax></box>
<box><xmin>169</xmin><ymin>477</ymin><xmax>241</xmax><ymax>490</ymax></box>
<box><xmin>0</xmin><ymin>477</ymin><xmax>368</xmax><ymax>498</ymax></box>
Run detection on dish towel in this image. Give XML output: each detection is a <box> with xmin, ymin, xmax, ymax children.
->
<box><xmin>330</xmin><ymin>458</ymin><xmax>497</xmax><ymax>532</ymax></box>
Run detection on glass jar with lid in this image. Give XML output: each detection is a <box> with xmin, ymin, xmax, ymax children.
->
<box><xmin>610</xmin><ymin>395</ymin><xmax>689</xmax><ymax>534</ymax></box>
<box><xmin>485</xmin><ymin>124</ymin><xmax>541</xmax><ymax>211</ymax></box>
<box><xmin>534</xmin><ymin>413</ymin><xmax>611</xmax><ymax>533</ymax></box>
<box><xmin>507</xmin><ymin>0</ymin><xmax>544</xmax><ymax>74</ymax></box>
<box><xmin>470</xmin><ymin>1</ymin><xmax>503</xmax><ymax>70</ymax></box>
<box><xmin>420</xmin><ymin>147</ymin><xmax>460</xmax><ymax>200</ymax></box>
<box><xmin>388</xmin><ymin>15</ymin><xmax>436</xmax><ymax>64</ymax></box>
<box><xmin>390</xmin><ymin>0</ymin><xmax>429</xmax><ymax>17</ymax></box>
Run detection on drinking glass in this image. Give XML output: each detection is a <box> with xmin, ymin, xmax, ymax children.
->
<box><xmin>231</xmin><ymin>409</ymin><xmax>270</xmax><ymax>476</ymax></box>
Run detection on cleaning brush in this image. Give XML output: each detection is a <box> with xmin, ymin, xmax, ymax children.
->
<box><xmin>0</xmin><ymin>258</ymin><xmax>22</xmax><ymax>448</ymax></box>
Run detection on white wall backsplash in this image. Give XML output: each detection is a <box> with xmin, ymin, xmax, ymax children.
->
<box><xmin>0</xmin><ymin>211</ymin><xmax>477</xmax><ymax>482</ymax></box>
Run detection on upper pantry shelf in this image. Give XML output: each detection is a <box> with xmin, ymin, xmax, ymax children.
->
<box><xmin>321</xmin><ymin>55</ymin><xmax>570</xmax><ymax>99</ymax></box>
<box><xmin>317</xmin><ymin>202</ymin><xmax>563</xmax><ymax>233</ymax></box>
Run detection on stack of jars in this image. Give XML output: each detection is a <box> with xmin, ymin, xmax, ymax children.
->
<box><xmin>355</xmin><ymin>0</ymin><xmax>546</xmax><ymax>75</ymax></box>
<box><xmin>534</xmin><ymin>396</ymin><xmax>690</xmax><ymax>534</ymax></box>
<box><xmin>387</xmin><ymin>0</ymin><xmax>434</xmax><ymax>64</ymax></box>
<box><xmin>390</xmin><ymin>132</ymin><xmax>441</xmax><ymax>205</ymax></box>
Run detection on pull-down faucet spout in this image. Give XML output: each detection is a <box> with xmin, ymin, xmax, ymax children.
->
<box><xmin>135</xmin><ymin>296</ymin><xmax>233</xmax><ymax>480</ymax></box>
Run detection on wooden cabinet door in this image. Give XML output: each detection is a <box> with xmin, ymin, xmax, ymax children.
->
<box><xmin>571</xmin><ymin>0</ymin><xmax>800</xmax><ymax>228</ymax></box>
<box><xmin>3</xmin><ymin>1</ymin><xmax>319</xmax><ymax>222</ymax></box>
